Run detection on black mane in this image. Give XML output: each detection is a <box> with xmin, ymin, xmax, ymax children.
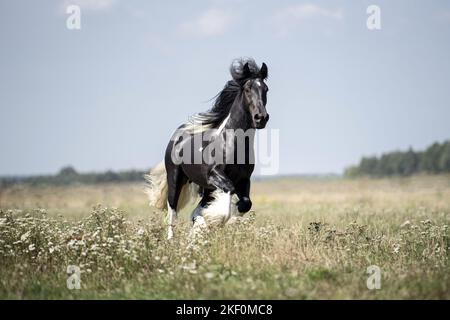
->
<box><xmin>184</xmin><ymin>58</ymin><xmax>262</xmax><ymax>131</ymax></box>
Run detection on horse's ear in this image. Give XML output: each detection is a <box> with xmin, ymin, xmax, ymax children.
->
<box><xmin>260</xmin><ymin>62</ymin><xmax>268</xmax><ymax>79</ymax></box>
<box><xmin>242</xmin><ymin>62</ymin><xmax>251</xmax><ymax>78</ymax></box>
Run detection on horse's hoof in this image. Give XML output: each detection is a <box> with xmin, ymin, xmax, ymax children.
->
<box><xmin>237</xmin><ymin>197</ymin><xmax>252</xmax><ymax>213</ymax></box>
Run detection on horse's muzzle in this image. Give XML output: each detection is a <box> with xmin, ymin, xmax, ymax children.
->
<box><xmin>254</xmin><ymin>113</ymin><xmax>269</xmax><ymax>129</ymax></box>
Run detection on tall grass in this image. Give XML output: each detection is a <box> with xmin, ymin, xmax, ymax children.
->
<box><xmin>0</xmin><ymin>176</ymin><xmax>449</xmax><ymax>299</ymax></box>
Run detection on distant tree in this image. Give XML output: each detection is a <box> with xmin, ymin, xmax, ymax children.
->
<box><xmin>345</xmin><ymin>140</ymin><xmax>450</xmax><ymax>178</ymax></box>
<box><xmin>0</xmin><ymin>166</ymin><xmax>149</xmax><ymax>187</ymax></box>
<box><xmin>377</xmin><ymin>153</ymin><xmax>400</xmax><ymax>176</ymax></box>
<box><xmin>58</xmin><ymin>166</ymin><xmax>78</xmax><ymax>176</ymax></box>
<box><xmin>56</xmin><ymin>166</ymin><xmax>79</xmax><ymax>185</ymax></box>
<box><xmin>438</xmin><ymin>141</ymin><xmax>450</xmax><ymax>173</ymax></box>
<box><xmin>399</xmin><ymin>148</ymin><xmax>419</xmax><ymax>176</ymax></box>
<box><xmin>344</xmin><ymin>166</ymin><xmax>360</xmax><ymax>178</ymax></box>
<box><xmin>420</xmin><ymin>142</ymin><xmax>443</xmax><ymax>174</ymax></box>
<box><xmin>96</xmin><ymin>170</ymin><xmax>120</xmax><ymax>183</ymax></box>
<box><xmin>359</xmin><ymin>157</ymin><xmax>378</xmax><ymax>176</ymax></box>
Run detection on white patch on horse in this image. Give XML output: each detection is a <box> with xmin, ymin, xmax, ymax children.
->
<box><xmin>167</xmin><ymin>201</ymin><xmax>177</xmax><ymax>240</ymax></box>
<box><xmin>201</xmin><ymin>190</ymin><xmax>232</xmax><ymax>225</ymax></box>
<box><xmin>215</xmin><ymin>113</ymin><xmax>231</xmax><ymax>136</ymax></box>
<box><xmin>255</xmin><ymin>80</ymin><xmax>261</xmax><ymax>87</ymax></box>
<box><xmin>181</xmin><ymin>114</ymin><xmax>214</xmax><ymax>134</ymax></box>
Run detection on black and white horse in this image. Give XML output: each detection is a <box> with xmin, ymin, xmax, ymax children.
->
<box><xmin>146</xmin><ymin>58</ymin><xmax>269</xmax><ymax>239</ymax></box>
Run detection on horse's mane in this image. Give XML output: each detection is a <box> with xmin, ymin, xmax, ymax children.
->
<box><xmin>181</xmin><ymin>58</ymin><xmax>261</xmax><ymax>133</ymax></box>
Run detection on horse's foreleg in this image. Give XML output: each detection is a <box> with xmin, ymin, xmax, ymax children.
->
<box><xmin>208</xmin><ymin>167</ymin><xmax>235</xmax><ymax>194</ymax></box>
<box><xmin>166</xmin><ymin>203</ymin><xmax>176</xmax><ymax>240</ymax></box>
<box><xmin>235</xmin><ymin>178</ymin><xmax>252</xmax><ymax>214</ymax></box>
<box><xmin>189</xmin><ymin>201</ymin><xmax>207</xmax><ymax>240</ymax></box>
<box><xmin>204</xmin><ymin>168</ymin><xmax>235</xmax><ymax>223</ymax></box>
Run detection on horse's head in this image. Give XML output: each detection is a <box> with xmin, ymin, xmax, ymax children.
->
<box><xmin>241</xmin><ymin>62</ymin><xmax>269</xmax><ymax>129</ymax></box>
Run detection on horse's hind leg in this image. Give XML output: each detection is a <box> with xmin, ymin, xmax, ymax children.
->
<box><xmin>190</xmin><ymin>191</ymin><xmax>213</xmax><ymax>239</ymax></box>
<box><xmin>166</xmin><ymin>164</ymin><xmax>188</xmax><ymax>240</ymax></box>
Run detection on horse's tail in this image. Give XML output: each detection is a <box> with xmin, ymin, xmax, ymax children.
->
<box><xmin>144</xmin><ymin>161</ymin><xmax>199</xmax><ymax>211</ymax></box>
<box><xmin>145</xmin><ymin>161</ymin><xmax>168</xmax><ymax>210</ymax></box>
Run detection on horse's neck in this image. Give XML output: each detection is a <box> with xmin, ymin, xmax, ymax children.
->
<box><xmin>223</xmin><ymin>95</ymin><xmax>255</xmax><ymax>164</ymax></box>
<box><xmin>226</xmin><ymin>94</ymin><xmax>251</xmax><ymax>131</ymax></box>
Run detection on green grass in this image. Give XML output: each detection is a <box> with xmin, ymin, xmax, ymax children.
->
<box><xmin>0</xmin><ymin>176</ymin><xmax>449</xmax><ymax>299</ymax></box>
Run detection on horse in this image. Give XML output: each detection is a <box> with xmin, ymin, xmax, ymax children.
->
<box><xmin>145</xmin><ymin>58</ymin><xmax>269</xmax><ymax>239</ymax></box>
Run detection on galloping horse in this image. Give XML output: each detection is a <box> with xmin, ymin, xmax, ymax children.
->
<box><xmin>146</xmin><ymin>58</ymin><xmax>269</xmax><ymax>239</ymax></box>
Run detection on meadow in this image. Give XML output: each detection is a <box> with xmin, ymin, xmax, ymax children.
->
<box><xmin>0</xmin><ymin>176</ymin><xmax>449</xmax><ymax>299</ymax></box>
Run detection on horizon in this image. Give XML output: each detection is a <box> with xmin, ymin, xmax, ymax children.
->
<box><xmin>1</xmin><ymin>137</ymin><xmax>449</xmax><ymax>178</ymax></box>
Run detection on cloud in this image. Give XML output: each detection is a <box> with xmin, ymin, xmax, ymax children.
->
<box><xmin>272</xmin><ymin>4</ymin><xmax>344</xmax><ymax>35</ymax></box>
<box><xmin>276</xmin><ymin>4</ymin><xmax>343</xmax><ymax>21</ymax></box>
<box><xmin>179</xmin><ymin>8</ymin><xmax>235</xmax><ymax>37</ymax></box>
<box><xmin>61</xmin><ymin>0</ymin><xmax>117</xmax><ymax>13</ymax></box>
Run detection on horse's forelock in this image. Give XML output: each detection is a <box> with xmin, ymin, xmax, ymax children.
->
<box><xmin>229</xmin><ymin>57</ymin><xmax>260</xmax><ymax>82</ymax></box>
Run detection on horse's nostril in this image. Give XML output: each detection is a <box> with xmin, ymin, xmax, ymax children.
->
<box><xmin>254</xmin><ymin>114</ymin><xmax>269</xmax><ymax>124</ymax></box>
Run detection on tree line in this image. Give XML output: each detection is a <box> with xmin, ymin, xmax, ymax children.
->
<box><xmin>345</xmin><ymin>140</ymin><xmax>450</xmax><ymax>177</ymax></box>
<box><xmin>2</xmin><ymin>140</ymin><xmax>449</xmax><ymax>187</ymax></box>
<box><xmin>0</xmin><ymin>166</ymin><xmax>148</xmax><ymax>188</ymax></box>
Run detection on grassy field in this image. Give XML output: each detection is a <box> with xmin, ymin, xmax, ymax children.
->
<box><xmin>0</xmin><ymin>176</ymin><xmax>449</xmax><ymax>299</ymax></box>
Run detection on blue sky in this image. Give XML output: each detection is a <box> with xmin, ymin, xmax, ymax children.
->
<box><xmin>1</xmin><ymin>0</ymin><xmax>450</xmax><ymax>175</ymax></box>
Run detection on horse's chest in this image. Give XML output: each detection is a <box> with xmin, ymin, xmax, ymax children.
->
<box><xmin>225</xmin><ymin>163</ymin><xmax>254</xmax><ymax>182</ymax></box>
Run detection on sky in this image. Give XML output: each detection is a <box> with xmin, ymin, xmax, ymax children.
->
<box><xmin>1</xmin><ymin>0</ymin><xmax>450</xmax><ymax>176</ymax></box>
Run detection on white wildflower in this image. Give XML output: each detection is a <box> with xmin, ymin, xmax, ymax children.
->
<box><xmin>400</xmin><ymin>220</ymin><xmax>411</xmax><ymax>228</ymax></box>
<box><xmin>20</xmin><ymin>231</ymin><xmax>31</xmax><ymax>242</ymax></box>
<box><xmin>393</xmin><ymin>244</ymin><xmax>400</xmax><ymax>254</ymax></box>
